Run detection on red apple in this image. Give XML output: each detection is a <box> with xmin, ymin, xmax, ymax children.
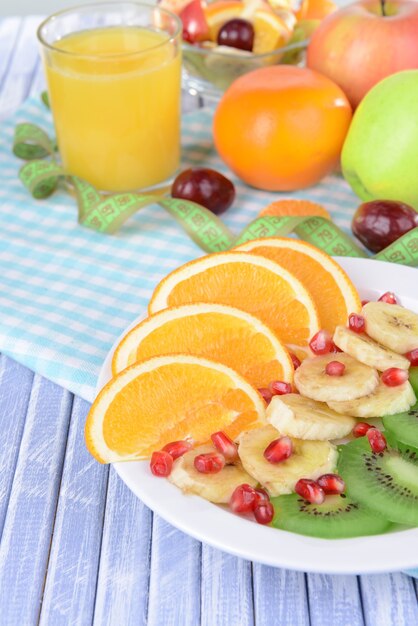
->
<box><xmin>306</xmin><ymin>0</ymin><xmax>418</xmax><ymax>108</ymax></box>
<box><xmin>179</xmin><ymin>0</ymin><xmax>210</xmax><ymax>43</ymax></box>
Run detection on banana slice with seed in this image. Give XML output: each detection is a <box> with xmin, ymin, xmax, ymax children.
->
<box><xmin>294</xmin><ymin>353</ymin><xmax>379</xmax><ymax>402</ymax></box>
<box><xmin>363</xmin><ymin>302</ymin><xmax>418</xmax><ymax>354</ymax></box>
<box><xmin>328</xmin><ymin>380</ymin><xmax>416</xmax><ymax>418</ymax></box>
<box><xmin>333</xmin><ymin>326</ymin><xmax>410</xmax><ymax>371</ymax></box>
<box><xmin>168</xmin><ymin>444</ymin><xmax>257</xmax><ymax>503</ymax></box>
<box><xmin>266</xmin><ymin>393</ymin><xmax>356</xmax><ymax>440</ymax></box>
<box><xmin>238</xmin><ymin>425</ymin><xmax>337</xmax><ymax>497</ymax></box>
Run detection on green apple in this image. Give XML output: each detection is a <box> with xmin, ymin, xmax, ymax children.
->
<box><xmin>341</xmin><ymin>70</ymin><xmax>418</xmax><ymax>210</ymax></box>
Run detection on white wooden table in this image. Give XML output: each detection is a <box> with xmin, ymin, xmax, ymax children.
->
<box><xmin>0</xmin><ymin>14</ymin><xmax>417</xmax><ymax>626</ymax></box>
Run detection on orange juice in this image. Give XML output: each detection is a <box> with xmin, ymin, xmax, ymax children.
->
<box><xmin>43</xmin><ymin>26</ymin><xmax>181</xmax><ymax>192</ymax></box>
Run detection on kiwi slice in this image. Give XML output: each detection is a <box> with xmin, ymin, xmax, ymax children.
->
<box><xmin>338</xmin><ymin>437</ymin><xmax>418</xmax><ymax>526</ymax></box>
<box><xmin>409</xmin><ymin>367</ymin><xmax>418</xmax><ymax>398</ymax></box>
<box><xmin>271</xmin><ymin>493</ymin><xmax>391</xmax><ymax>539</ymax></box>
<box><xmin>383</xmin><ymin>403</ymin><xmax>418</xmax><ymax>450</ymax></box>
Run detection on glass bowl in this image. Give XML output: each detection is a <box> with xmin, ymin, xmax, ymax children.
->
<box><xmin>181</xmin><ymin>38</ymin><xmax>308</xmax><ymax>101</ymax></box>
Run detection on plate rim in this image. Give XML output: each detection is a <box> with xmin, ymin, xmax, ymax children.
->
<box><xmin>98</xmin><ymin>257</ymin><xmax>418</xmax><ymax>574</ymax></box>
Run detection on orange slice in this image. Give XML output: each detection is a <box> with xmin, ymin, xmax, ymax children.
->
<box><xmin>235</xmin><ymin>238</ymin><xmax>361</xmax><ymax>334</ymax></box>
<box><xmin>112</xmin><ymin>303</ymin><xmax>294</xmax><ymax>388</ymax></box>
<box><xmin>252</xmin><ymin>8</ymin><xmax>292</xmax><ymax>53</ymax></box>
<box><xmin>148</xmin><ymin>251</ymin><xmax>320</xmax><ymax>351</ymax></box>
<box><xmin>85</xmin><ymin>354</ymin><xmax>266</xmax><ymax>463</ymax></box>
<box><xmin>259</xmin><ymin>199</ymin><xmax>331</xmax><ymax>219</ymax></box>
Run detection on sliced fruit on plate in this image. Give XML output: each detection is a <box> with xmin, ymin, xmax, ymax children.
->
<box><xmin>148</xmin><ymin>251</ymin><xmax>320</xmax><ymax>352</ymax></box>
<box><xmin>168</xmin><ymin>443</ymin><xmax>257</xmax><ymax>502</ymax></box>
<box><xmin>333</xmin><ymin>326</ymin><xmax>410</xmax><ymax>371</ymax></box>
<box><xmin>271</xmin><ymin>493</ymin><xmax>392</xmax><ymax>539</ymax></box>
<box><xmin>328</xmin><ymin>379</ymin><xmax>416</xmax><ymax>419</ymax></box>
<box><xmin>85</xmin><ymin>354</ymin><xmax>266</xmax><ymax>463</ymax></box>
<box><xmin>238</xmin><ymin>424</ymin><xmax>337</xmax><ymax>496</ymax></box>
<box><xmin>337</xmin><ymin>437</ymin><xmax>418</xmax><ymax>527</ymax></box>
<box><xmin>383</xmin><ymin>403</ymin><xmax>418</xmax><ymax>450</ymax></box>
<box><xmin>294</xmin><ymin>353</ymin><xmax>379</xmax><ymax>402</ymax></box>
<box><xmin>266</xmin><ymin>393</ymin><xmax>355</xmax><ymax>440</ymax></box>
<box><xmin>252</xmin><ymin>8</ymin><xmax>292</xmax><ymax>54</ymax></box>
<box><xmin>112</xmin><ymin>303</ymin><xmax>294</xmax><ymax>388</ymax></box>
<box><xmin>362</xmin><ymin>301</ymin><xmax>418</xmax><ymax>354</ymax></box>
<box><xmin>235</xmin><ymin>238</ymin><xmax>361</xmax><ymax>335</ymax></box>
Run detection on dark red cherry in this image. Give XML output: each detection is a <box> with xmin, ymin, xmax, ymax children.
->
<box><xmin>171</xmin><ymin>167</ymin><xmax>235</xmax><ymax>215</ymax></box>
<box><xmin>351</xmin><ymin>200</ymin><xmax>418</xmax><ymax>253</ymax></box>
<box><xmin>217</xmin><ymin>18</ymin><xmax>254</xmax><ymax>52</ymax></box>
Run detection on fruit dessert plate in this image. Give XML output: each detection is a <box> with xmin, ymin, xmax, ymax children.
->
<box><xmin>97</xmin><ymin>257</ymin><xmax>418</xmax><ymax>575</ymax></box>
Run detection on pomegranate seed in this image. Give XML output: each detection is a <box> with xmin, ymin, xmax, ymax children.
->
<box><xmin>264</xmin><ymin>436</ymin><xmax>293</xmax><ymax>463</ymax></box>
<box><xmin>378</xmin><ymin>291</ymin><xmax>398</xmax><ymax>304</ymax></box>
<box><xmin>150</xmin><ymin>451</ymin><xmax>173</xmax><ymax>477</ymax></box>
<box><xmin>254</xmin><ymin>487</ymin><xmax>270</xmax><ymax>504</ymax></box>
<box><xmin>309</xmin><ymin>330</ymin><xmax>335</xmax><ymax>355</ymax></box>
<box><xmin>211</xmin><ymin>431</ymin><xmax>238</xmax><ymax>462</ymax></box>
<box><xmin>162</xmin><ymin>440</ymin><xmax>193</xmax><ymax>460</ymax></box>
<box><xmin>325</xmin><ymin>360</ymin><xmax>345</xmax><ymax>376</ymax></box>
<box><xmin>381</xmin><ymin>367</ymin><xmax>409</xmax><ymax>387</ymax></box>
<box><xmin>361</xmin><ymin>299</ymin><xmax>370</xmax><ymax>307</ymax></box>
<box><xmin>194</xmin><ymin>452</ymin><xmax>225</xmax><ymax>474</ymax></box>
<box><xmin>352</xmin><ymin>422</ymin><xmax>373</xmax><ymax>438</ymax></box>
<box><xmin>290</xmin><ymin>353</ymin><xmax>301</xmax><ymax>369</ymax></box>
<box><xmin>258</xmin><ymin>387</ymin><xmax>273</xmax><ymax>403</ymax></box>
<box><xmin>367</xmin><ymin>428</ymin><xmax>387</xmax><ymax>453</ymax></box>
<box><xmin>317</xmin><ymin>473</ymin><xmax>345</xmax><ymax>495</ymax></box>
<box><xmin>295</xmin><ymin>478</ymin><xmax>325</xmax><ymax>504</ymax></box>
<box><xmin>348</xmin><ymin>313</ymin><xmax>366</xmax><ymax>333</ymax></box>
<box><xmin>405</xmin><ymin>348</ymin><xmax>418</xmax><ymax>366</ymax></box>
<box><xmin>230</xmin><ymin>483</ymin><xmax>257</xmax><ymax>513</ymax></box>
<box><xmin>269</xmin><ymin>380</ymin><xmax>292</xmax><ymax>396</ymax></box>
<box><xmin>254</xmin><ymin>502</ymin><xmax>274</xmax><ymax>525</ymax></box>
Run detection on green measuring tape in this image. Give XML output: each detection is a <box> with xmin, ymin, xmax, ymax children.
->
<box><xmin>12</xmin><ymin>118</ymin><xmax>418</xmax><ymax>267</ymax></box>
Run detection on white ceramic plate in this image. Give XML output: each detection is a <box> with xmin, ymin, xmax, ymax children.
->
<box><xmin>97</xmin><ymin>257</ymin><xmax>418</xmax><ymax>574</ymax></box>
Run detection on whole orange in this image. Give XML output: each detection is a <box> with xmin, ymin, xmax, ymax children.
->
<box><xmin>213</xmin><ymin>66</ymin><xmax>352</xmax><ymax>191</ymax></box>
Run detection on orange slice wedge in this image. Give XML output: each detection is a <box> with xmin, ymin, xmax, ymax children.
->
<box><xmin>235</xmin><ymin>238</ymin><xmax>361</xmax><ymax>334</ymax></box>
<box><xmin>148</xmin><ymin>251</ymin><xmax>319</xmax><ymax>351</ymax></box>
<box><xmin>112</xmin><ymin>303</ymin><xmax>294</xmax><ymax>388</ymax></box>
<box><xmin>252</xmin><ymin>8</ymin><xmax>292</xmax><ymax>53</ymax></box>
<box><xmin>85</xmin><ymin>354</ymin><xmax>266</xmax><ymax>463</ymax></box>
<box><xmin>259</xmin><ymin>199</ymin><xmax>331</xmax><ymax>219</ymax></box>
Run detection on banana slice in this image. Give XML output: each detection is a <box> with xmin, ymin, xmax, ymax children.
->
<box><xmin>238</xmin><ymin>425</ymin><xmax>337</xmax><ymax>496</ymax></box>
<box><xmin>362</xmin><ymin>302</ymin><xmax>418</xmax><ymax>354</ymax></box>
<box><xmin>333</xmin><ymin>326</ymin><xmax>410</xmax><ymax>371</ymax></box>
<box><xmin>266</xmin><ymin>393</ymin><xmax>356</xmax><ymax>440</ymax></box>
<box><xmin>168</xmin><ymin>444</ymin><xmax>257</xmax><ymax>503</ymax></box>
<box><xmin>328</xmin><ymin>380</ymin><xmax>416</xmax><ymax>418</ymax></box>
<box><xmin>294</xmin><ymin>353</ymin><xmax>379</xmax><ymax>402</ymax></box>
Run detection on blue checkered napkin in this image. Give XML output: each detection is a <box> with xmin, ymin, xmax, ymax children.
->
<box><xmin>0</xmin><ymin>96</ymin><xmax>360</xmax><ymax>402</ymax></box>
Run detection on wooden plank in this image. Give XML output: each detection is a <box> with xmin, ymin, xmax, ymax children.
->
<box><xmin>0</xmin><ymin>16</ymin><xmax>43</xmax><ymax>118</ymax></box>
<box><xmin>307</xmin><ymin>574</ymin><xmax>364</xmax><ymax>626</ymax></box>
<box><xmin>360</xmin><ymin>573</ymin><xmax>418</xmax><ymax>626</ymax></box>
<box><xmin>147</xmin><ymin>516</ymin><xmax>201</xmax><ymax>626</ymax></box>
<box><xmin>39</xmin><ymin>396</ymin><xmax>108</xmax><ymax>626</ymax></box>
<box><xmin>0</xmin><ymin>375</ymin><xmax>72</xmax><ymax>625</ymax></box>
<box><xmin>0</xmin><ymin>355</ymin><xmax>34</xmax><ymax>535</ymax></box>
<box><xmin>201</xmin><ymin>546</ymin><xmax>254</xmax><ymax>626</ymax></box>
<box><xmin>93</xmin><ymin>468</ymin><xmax>152</xmax><ymax>626</ymax></box>
<box><xmin>252</xmin><ymin>564</ymin><xmax>310</xmax><ymax>626</ymax></box>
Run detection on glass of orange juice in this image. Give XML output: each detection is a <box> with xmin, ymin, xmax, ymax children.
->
<box><xmin>37</xmin><ymin>2</ymin><xmax>182</xmax><ymax>193</ymax></box>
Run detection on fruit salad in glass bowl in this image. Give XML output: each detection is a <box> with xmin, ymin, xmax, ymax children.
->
<box><xmin>159</xmin><ymin>0</ymin><xmax>325</xmax><ymax>99</ymax></box>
